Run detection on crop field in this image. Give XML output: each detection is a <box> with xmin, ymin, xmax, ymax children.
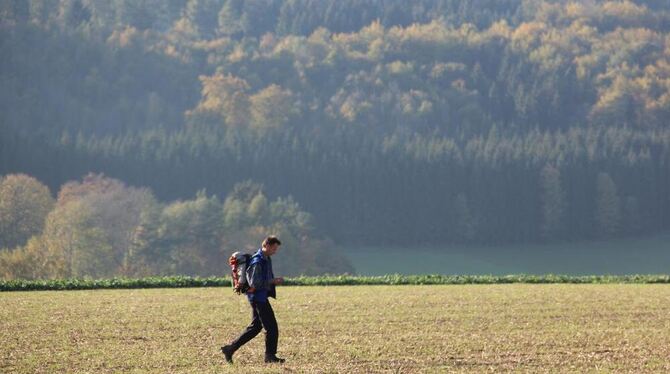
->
<box><xmin>2</xmin><ymin>285</ymin><xmax>670</xmax><ymax>373</ymax></box>
<box><xmin>340</xmin><ymin>233</ymin><xmax>670</xmax><ymax>275</ymax></box>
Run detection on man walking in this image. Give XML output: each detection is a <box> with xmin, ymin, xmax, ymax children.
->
<box><xmin>222</xmin><ymin>236</ymin><xmax>285</xmax><ymax>364</ymax></box>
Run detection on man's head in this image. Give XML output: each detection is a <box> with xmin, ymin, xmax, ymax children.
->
<box><xmin>261</xmin><ymin>235</ymin><xmax>282</xmax><ymax>256</ymax></box>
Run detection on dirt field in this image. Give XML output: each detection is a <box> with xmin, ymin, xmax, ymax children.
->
<box><xmin>2</xmin><ymin>285</ymin><xmax>670</xmax><ymax>373</ymax></box>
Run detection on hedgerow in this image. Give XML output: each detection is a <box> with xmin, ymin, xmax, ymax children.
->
<box><xmin>2</xmin><ymin>274</ymin><xmax>669</xmax><ymax>291</ymax></box>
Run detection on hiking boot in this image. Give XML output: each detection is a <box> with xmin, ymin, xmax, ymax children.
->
<box><xmin>264</xmin><ymin>355</ymin><xmax>285</xmax><ymax>364</ymax></box>
<box><xmin>221</xmin><ymin>345</ymin><xmax>235</xmax><ymax>364</ymax></box>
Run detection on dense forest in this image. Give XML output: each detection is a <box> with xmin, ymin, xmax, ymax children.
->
<box><xmin>2</xmin><ymin>0</ymin><xmax>670</xmax><ymax>278</ymax></box>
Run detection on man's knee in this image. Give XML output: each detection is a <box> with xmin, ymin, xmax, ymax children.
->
<box><xmin>243</xmin><ymin>317</ymin><xmax>262</xmax><ymax>334</ymax></box>
<box><xmin>250</xmin><ymin>320</ymin><xmax>263</xmax><ymax>333</ymax></box>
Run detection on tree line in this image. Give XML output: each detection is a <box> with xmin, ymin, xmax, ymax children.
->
<box><xmin>1</xmin><ymin>0</ymin><xmax>669</xmax><ymax>251</ymax></box>
<box><xmin>0</xmin><ymin>173</ymin><xmax>353</xmax><ymax>279</ymax></box>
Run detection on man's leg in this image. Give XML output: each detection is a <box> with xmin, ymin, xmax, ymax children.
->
<box><xmin>255</xmin><ymin>301</ymin><xmax>281</xmax><ymax>361</ymax></box>
<box><xmin>230</xmin><ymin>302</ymin><xmax>263</xmax><ymax>349</ymax></box>
<box><xmin>222</xmin><ymin>302</ymin><xmax>262</xmax><ymax>362</ymax></box>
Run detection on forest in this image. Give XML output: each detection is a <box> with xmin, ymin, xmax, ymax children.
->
<box><xmin>1</xmin><ymin>0</ymin><xmax>670</xmax><ymax>278</ymax></box>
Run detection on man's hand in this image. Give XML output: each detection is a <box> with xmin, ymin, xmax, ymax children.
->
<box><xmin>271</xmin><ymin>277</ymin><xmax>284</xmax><ymax>285</ymax></box>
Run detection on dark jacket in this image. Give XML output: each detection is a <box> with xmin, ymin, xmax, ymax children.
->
<box><xmin>246</xmin><ymin>248</ymin><xmax>276</xmax><ymax>302</ymax></box>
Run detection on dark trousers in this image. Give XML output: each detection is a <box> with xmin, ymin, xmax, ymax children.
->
<box><xmin>229</xmin><ymin>300</ymin><xmax>278</xmax><ymax>357</ymax></box>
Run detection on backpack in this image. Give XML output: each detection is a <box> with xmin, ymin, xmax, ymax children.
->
<box><xmin>228</xmin><ymin>251</ymin><xmax>252</xmax><ymax>294</ymax></box>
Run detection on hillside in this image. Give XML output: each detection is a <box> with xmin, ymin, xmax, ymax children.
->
<box><xmin>2</xmin><ymin>0</ymin><xmax>670</xmax><ymax>246</ymax></box>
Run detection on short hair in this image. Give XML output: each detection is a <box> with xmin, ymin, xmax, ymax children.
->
<box><xmin>262</xmin><ymin>236</ymin><xmax>282</xmax><ymax>248</ymax></box>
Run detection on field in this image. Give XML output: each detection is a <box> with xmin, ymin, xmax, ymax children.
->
<box><xmin>341</xmin><ymin>232</ymin><xmax>670</xmax><ymax>275</ymax></box>
<box><xmin>2</xmin><ymin>285</ymin><xmax>670</xmax><ymax>373</ymax></box>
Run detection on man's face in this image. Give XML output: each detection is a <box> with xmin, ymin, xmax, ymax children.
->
<box><xmin>265</xmin><ymin>243</ymin><xmax>280</xmax><ymax>256</ymax></box>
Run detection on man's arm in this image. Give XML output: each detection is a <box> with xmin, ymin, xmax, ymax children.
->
<box><xmin>247</xmin><ymin>262</ymin><xmax>264</xmax><ymax>292</ymax></box>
